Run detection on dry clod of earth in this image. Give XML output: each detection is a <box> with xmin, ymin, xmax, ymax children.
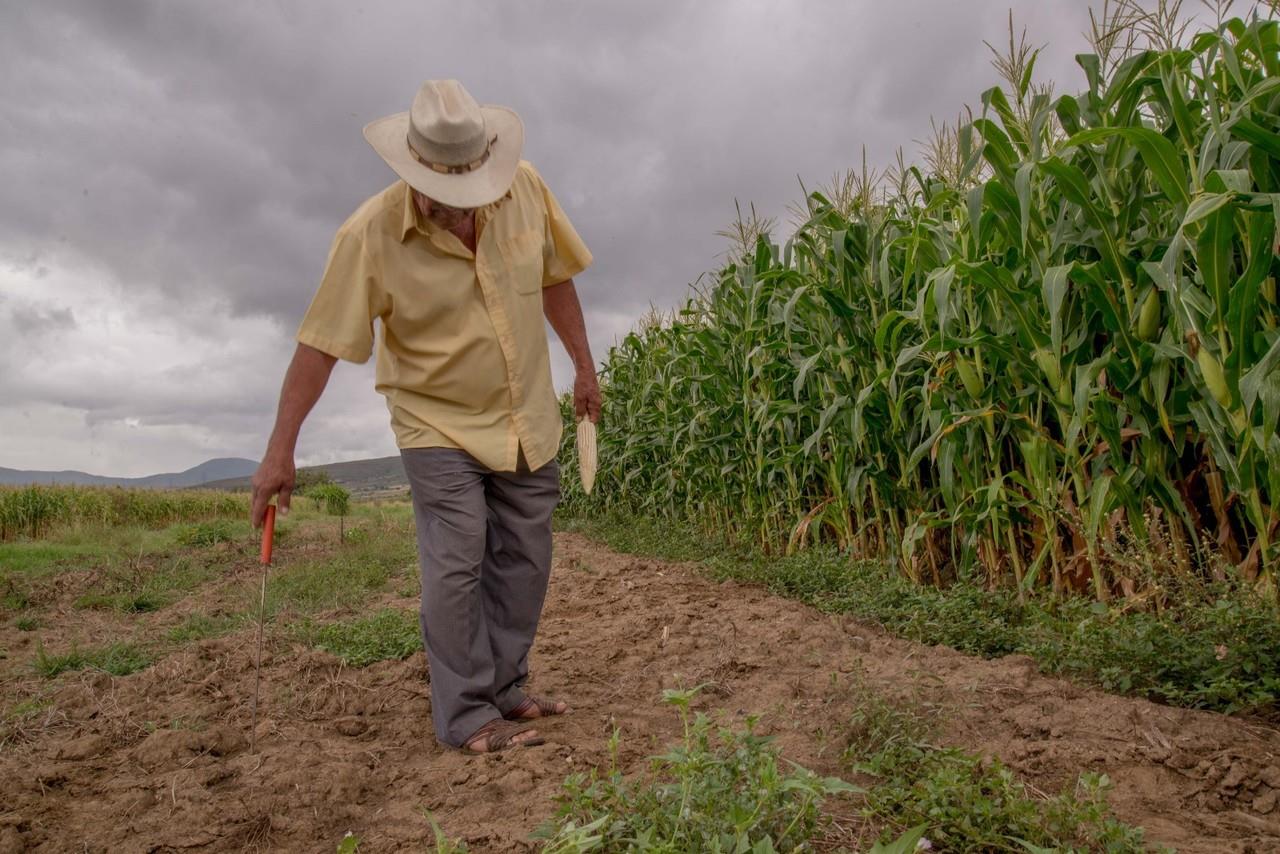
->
<box><xmin>0</xmin><ymin>531</ymin><xmax>1277</xmax><ymax>851</ymax></box>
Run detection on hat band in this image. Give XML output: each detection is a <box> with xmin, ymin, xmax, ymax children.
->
<box><xmin>407</xmin><ymin>135</ymin><xmax>497</xmax><ymax>175</ymax></box>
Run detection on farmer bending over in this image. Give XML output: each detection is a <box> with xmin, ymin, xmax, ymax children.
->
<box><xmin>250</xmin><ymin>80</ymin><xmax>599</xmax><ymax>753</ymax></box>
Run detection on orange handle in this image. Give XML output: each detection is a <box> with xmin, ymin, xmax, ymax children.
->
<box><xmin>260</xmin><ymin>505</ymin><xmax>276</xmax><ymax>565</ymax></box>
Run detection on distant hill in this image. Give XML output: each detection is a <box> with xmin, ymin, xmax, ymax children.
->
<box><xmin>205</xmin><ymin>455</ymin><xmax>409</xmax><ymax>497</ymax></box>
<box><xmin>0</xmin><ymin>457</ymin><xmax>259</xmax><ymax>488</ymax></box>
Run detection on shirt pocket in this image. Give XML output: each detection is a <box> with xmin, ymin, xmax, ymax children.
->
<box><xmin>499</xmin><ymin>229</ymin><xmax>545</xmax><ymax>295</ymax></box>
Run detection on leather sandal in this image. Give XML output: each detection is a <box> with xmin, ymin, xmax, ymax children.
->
<box><xmin>504</xmin><ymin>694</ymin><xmax>569</xmax><ymax>721</ymax></box>
<box><xmin>461</xmin><ymin>717</ymin><xmax>544</xmax><ymax>754</ymax></box>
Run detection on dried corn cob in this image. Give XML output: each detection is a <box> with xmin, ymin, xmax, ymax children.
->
<box><xmin>576</xmin><ymin>418</ymin><xmax>597</xmax><ymax>495</ymax></box>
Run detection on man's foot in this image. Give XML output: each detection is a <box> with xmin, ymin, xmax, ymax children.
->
<box><xmin>461</xmin><ymin>718</ymin><xmax>544</xmax><ymax>754</ymax></box>
<box><xmin>505</xmin><ymin>694</ymin><xmax>570</xmax><ymax>721</ymax></box>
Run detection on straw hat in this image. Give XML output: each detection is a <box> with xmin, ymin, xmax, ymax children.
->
<box><xmin>363</xmin><ymin>80</ymin><xmax>524</xmax><ymax>209</ymax></box>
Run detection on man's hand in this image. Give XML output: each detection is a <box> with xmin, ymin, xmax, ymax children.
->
<box><xmin>575</xmin><ymin>369</ymin><xmax>601</xmax><ymax>423</ymax></box>
<box><xmin>251</xmin><ymin>452</ymin><xmax>296</xmax><ymax>528</ymax></box>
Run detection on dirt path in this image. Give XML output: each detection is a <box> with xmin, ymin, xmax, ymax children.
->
<box><xmin>2</xmin><ymin>531</ymin><xmax>1279</xmax><ymax>852</ymax></box>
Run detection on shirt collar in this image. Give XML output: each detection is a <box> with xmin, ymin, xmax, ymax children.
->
<box><xmin>396</xmin><ymin>181</ymin><xmax>515</xmax><ymax>244</ymax></box>
<box><xmin>398</xmin><ymin>182</ymin><xmax>424</xmax><ymax>242</ymax></box>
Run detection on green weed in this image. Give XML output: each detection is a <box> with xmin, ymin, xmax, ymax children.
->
<box><xmin>15</xmin><ymin>615</ymin><xmax>39</xmax><ymax>631</ymax></box>
<box><xmin>537</xmin><ymin>686</ymin><xmax>855</xmax><ymax>851</ymax></box>
<box><xmin>266</xmin><ymin>534</ymin><xmax>416</xmax><ymax>614</ymax></box>
<box><xmin>73</xmin><ymin>555</ymin><xmax>216</xmax><ymax>614</ymax></box>
<box><xmin>175</xmin><ymin>519</ymin><xmax>240</xmax><ymax>547</ymax></box>
<box><xmin>423</xmin><ymin>812</ymin><xmax>470</xmax><ymax>853</ymax></box>
<box><xmin>167</xmin><ymin>612</ymin><xmax>242</xmax><ymax>643</ymax></box>
<box><xmin>300</xmin><ymin>609</ymin><xmax>421</xmax><ymax>667</ymax></box>
<box><xmin>839</xmin><ymin>680</ymin><xmax>1149</xmax><ymax>852</ymax></box>
<box><xmin>32</xmin><ymin>641</ymin><xmax>153</xmax><ymax>678</ymax></box>
<box><xmin>7</xmin><ymin>694</ymin><xmax>52</xmax><ymax>719</ymax></box>
<box><xmin>2</xmin><ymin>582</ymin><xmax>32</xmax><ymax>611</ymax></box>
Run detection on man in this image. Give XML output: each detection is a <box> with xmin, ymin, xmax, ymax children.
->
<box><xmin>250</xmin><ymin>80</ymin><xmax>599</xmax><ymax>754</ymax></box>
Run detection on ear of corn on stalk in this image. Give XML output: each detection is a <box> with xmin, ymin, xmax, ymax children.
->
<box><xmin>1137</xmin><ymin>290</ymin><xmax>1161</xmax><ymax>341</ymax></box>
<box><xmin>1196</xmin><ymin>348</ymin><xmax>1230</xmax><ymax>408</ymax></box>
<box><xmin>954</xmin><ymin>357</ymin><xmax>983</xmax><ymax>399</ymax></box>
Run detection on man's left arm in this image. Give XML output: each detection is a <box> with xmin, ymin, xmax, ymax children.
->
<box><xmin>543</xmin><ymin>279</ymin><xmax>600</xmax><ymax>423</ymax></box>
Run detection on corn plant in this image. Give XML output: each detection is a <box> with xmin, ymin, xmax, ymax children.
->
<box><xmin>0</xmin><ymin>485</ymin><xmax>247</xmax><ymax>541</ymax></box>
<box><xmin>563</xmin><ymin>3</ymin><xmax>1280</xmax><ymax>600</ymax></box>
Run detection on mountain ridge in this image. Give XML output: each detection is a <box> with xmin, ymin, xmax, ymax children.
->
<box><xmin>0</xmin><ymin>457</ymin><xmax>259</xmax><ymax>488</ymax></box>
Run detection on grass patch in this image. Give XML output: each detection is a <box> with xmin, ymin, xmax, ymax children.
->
<box><xmin>73</xmin><ymin>554</ymin><xmax>217</xmax><ymax>613</ymax></box>
<box><xmin>1</xmin><ymin>519</ymin><xmax>245</xmax><ymax>613</ymax></box>
<box><xmin>0</xmin><ymin>693</ymin><xmax>56</xmax><ymax>748</ymax></box>
<box><xmin>299</xmin><ymin>608</ymin><xmax>422</xmax><ymax>667</ymax></box>
<box><xmin>561</xmin><ymin>513</ymin><xmax>1280</xmax><ymax>717</ymax></box>
<box><xmin>2</xmin><ymin>582</ymin><xmax>32</xmax><ymax>611</ymax></box>
<box><xmin>0</xmin><ymin>540</ymin><xmax>118</xmax><ymax>576</ymax></box>
<box><xmin>32</xmin><ymin>641</ymin><xmax>153</xmax><ymax>678</ymax></box>
<box><xmin>75</xmin><ymin>590</ymin><xmax>167</xmax><ymax>613</ymax></box>
<box><xmin>15</xmin><ymin>615</ymin><xmax>39</xmax><ymax>631</ymax></box>
<box><xmin>266</xmin><ymin>531</ymin><xmax>416</xmax><ymax>614</ymax></box>
<box><xmin>537</xmin><ymin>687</ymin><xmax>856</xmax><ymax>852</ymax></box>
<box><xmin>174</xmin><ymin>519</ymin><xmax>244</xmax><ymax>547</ymax></box>
<box><xmin>166</xmin><ymin>612</ymin><xmax>242</xmax><ymax>643</ymax></box>
<box><xmin>840</xmin><ymin>682</ymin><xmax>1151</xmax><ymax>852</ymax></box>
<box><xmin>7</xmin><ymin>694</ymin><xmax>53</xmax><ymax>719</ymax></box>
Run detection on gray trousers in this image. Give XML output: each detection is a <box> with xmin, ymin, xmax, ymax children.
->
<box><xmin>400</xmin><ymin>447</ymin><xmax>560</xmax><ymax>746</ymax></box>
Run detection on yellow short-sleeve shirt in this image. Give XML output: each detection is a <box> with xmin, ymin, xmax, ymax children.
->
<box><xmin>296</xmin><ymin>161</ymin><xmax>592</xmax><ymax>472</ymax></box>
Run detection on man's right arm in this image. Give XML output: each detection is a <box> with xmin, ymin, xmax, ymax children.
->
<box><xmin>250</xmin><ymin>343</ymin><xmax>338</xmax><ymax>527</ymax></box>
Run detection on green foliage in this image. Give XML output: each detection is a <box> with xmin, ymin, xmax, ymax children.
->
<box><xmin>567</xmin><ymin>513</ymin><xmax>1280</xmax><ymax>716</ymax></box>
<box><xmin>842</xmin><ymin>685</ymin><xmax>1148</xmax><ymax>853</ymax></box>
<box><xmin>15</xmin><ymin>615</ymin><xmax>39</xmax><ymax>631</ymax></box>
<box><xmin>0</xmin><ymin>484</ymin><xmax>246</xmax><ymax>542</ymax></box>
<box><xmin>301</xmin><ymin>609</ymin><xmax>422</xmax><ymax>667</ymax></box>
<box><xmin>865</xmin><ymin>826</ymin><xmax>929</xmax><ymax>854</ymax></box>
<box><xmin>423</xmin><ymin>813</ymin><xmax>470</xmax><ymax>853</ymax></box>
<box><xmin>72</xmin><ymin>555</ymin><xmax>215</xmax><ymax>614</ymax></box>
<box><xmin>75</xmin><ymin>590</ymin><xmax>166</xmax><ymax>613</ymax></box>
<box><xmin>32</xmin><ymin>641</ymin><xmax>153</xmax><ymax>678</ymax></box>
<box><xmin>1023</xmin><ymin>589</ymin><xmax>1280</xmax><ymax>713</ymax></box>
<box><xmin>1</xmin><ymin>540</ymin><xmax>123</xmax><ymax>575</ymax></box>
<box><xmin>560</xmin><ymin>11</ymin><xmax>1280</xmax><ymax>594</ymax></box>
<box><xmin>294</xmin><ymin>467</ymin><xmax>335</xmax><ymax>495</ymax></box>
<box><xmin>2</xmin><ymin>582</ymin><xmax>31</xmax><ymax>611</ymax></box>
<box><xmin>175</xmin><ymin>519</ymin><xmax>239</xmax><ymax>547</ymax></box>
<box><xmin>308</xmin><ymin>483</ymin><xmax>353</xmax><ymax>542</ymax></box>
<box><xmin>309</xmin><ymin>484</ymin><xmax>352</xmax><ymax>518</ymax></box>
<box><xmin>266</xmin><ymin>529</ymin><xmax>416</xmax><ymax>614</ymax></box>
<box><xmin>336</xmin><ymin>832</ymin><xmax>359</xmax><ymax>854</ymax></box>
<box><xmin>537</xmin><ymin>687</ymin><xmax>856</xmax><ymax>852</ymax></box>
<box><xmin>861</xmin><ymin>747</ymin><xmax>1146</xmax><ymax>853</ymax></box>
<box><xmin>166</xmin><ymin>612</ymin><xmax>241</xmax><ymax>644</ymax></box>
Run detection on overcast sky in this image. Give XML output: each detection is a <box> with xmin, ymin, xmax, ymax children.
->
<box><xmin>0</xmin><ymin>0</ymin><xmax>1222</xmax><ymax>476</ymax></box>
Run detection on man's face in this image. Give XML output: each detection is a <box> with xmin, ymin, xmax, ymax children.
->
<box><xmin>414</xmin><ymin>191</ymin><xmax>472</xmax><ymax>230</ymax></box>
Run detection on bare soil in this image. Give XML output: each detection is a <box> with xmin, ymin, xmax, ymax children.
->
<box><xmin>1</xmin><ymin>529</ymin><xmax>1278</xmax><ymax>852</ymax></box>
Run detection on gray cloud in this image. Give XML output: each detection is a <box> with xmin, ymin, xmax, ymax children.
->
<box><xmin>3</xmin><ymin>0</ymin><xmax>1212</xmax><ymax>475</ymax></box>
<box><xmin>8</xmin><ymin>302</ymin><xmax>75</xmax><ymax>337</ymax></box>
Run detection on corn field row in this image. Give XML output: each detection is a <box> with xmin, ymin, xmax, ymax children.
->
<box><xmin>566</xmin><ymin>8</ymin><xmax>1280</xmax><ymax>599</ymax></box>
<box><xmin>0</xmin><ymin>484</ymin><xmax>247</xmax><ymax>541</ymax></box>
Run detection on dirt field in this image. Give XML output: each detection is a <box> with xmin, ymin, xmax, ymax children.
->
<box><xmin>2</xmin><ymin>523</ymin><xmax>1278</xmax><ymax>852</ymax></box>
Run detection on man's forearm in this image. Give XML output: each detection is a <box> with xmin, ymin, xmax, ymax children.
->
<box><xmin>542</xmin><ymin>279</ymin><xmax>594</xmax><ymax>371</ymax></box>
<box><xmin>264</xmin><ymin>343</ymin><xmax>338</xmax><ymax>457</ymax></box>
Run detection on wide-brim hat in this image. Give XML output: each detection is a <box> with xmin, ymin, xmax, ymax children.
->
<box><xmin>363</xmin><ymin>79</ymin><xmax>524</xmax><ymax>209</ymax></box>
